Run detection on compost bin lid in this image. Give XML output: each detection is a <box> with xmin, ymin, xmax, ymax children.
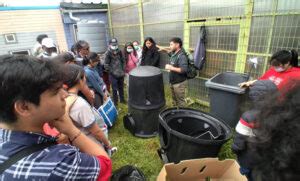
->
<box><xmin>129</xmin><ymin>66</ymin><xmax>161</xmax><ymax>77</ymax></box>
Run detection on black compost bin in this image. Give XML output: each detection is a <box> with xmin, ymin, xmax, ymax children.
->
<box><xmin>158</xmin><ymin>108</ymin><xmax>231</xmax><ymax>163</ymax></box>
<box><xmin>128</xmin><ymin>66</ymin><xmax>165</xmax><ymax>109</ymax></box>
<box><xmin>124</xmin><ymin>66</ymin><xmax>165</xmax><ymax>138</ymax></box>
<box><xmin>205</xmin><ymin>72</ymin><xmax>248</xmax><ymax>128</ymax></box>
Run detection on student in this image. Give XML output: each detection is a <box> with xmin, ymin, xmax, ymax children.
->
<box><xmin>38</xmin><ymin>38</ymin><xmax>58</xmax><ymax>59</ymax></box>
<box><xmin>240</xmin><ymin>50</ymin><xmax>300</xmax><ymax>91</ymax></box>
<box><xmin>32</xmin><ymin>34</ymin><xmax>48</xmax><ymax>57</ymax></box>
<box><xmin>52</xmin><ymin>51</ymin><xmax>76</xmax><ymax>64</ymax></box>
<box><xmin>232</xmin><ymin>80</ymin><xmax>278</xmax><ymax>181</ymax></box>
<box><xmin>133</xmin><ymin>40</ymin><xmax>142</xmax><ymax>66</ymax></box>
<box><xmin>124</xmin><ymin>42</ymin><xmax>138</xmax><ymax>73</ymax></box>
<box><xmin>64</xmin><ymin>64</ymin><xmax>112</xmax><ymax>150</ymax></box>
<box><xmin>247</xmin><ymin>81</ymin><xmax>300</xmax><ymax>181</ymax></box>
<box><xmin>84</xmin><ymin>52</ymin><xmax>108</xmax><ymax>108</ymax></box>
<box><xmin>104</xmin><ymin>38</ymin><xmax>126</xmax><ymax>106</ymax></box>
<box><xmin>74</xmin><ymin>40</ymin><xmax>90</xmax><ymax>66</ymax></box>
<box><xmin>0</xmin><ymin>54</ymin><xmax>111</xmax><ymax>180</ymax></box>
<box><xmin>141</xmin><ymin>37</ymin><xmax>160</xmax><ymax>67</ymax></box>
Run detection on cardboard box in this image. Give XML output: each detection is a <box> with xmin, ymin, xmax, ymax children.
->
<box><xmin>157</xmin><ymin>158</ymin><xmax>247</xmax><ymax>181</ymax></box>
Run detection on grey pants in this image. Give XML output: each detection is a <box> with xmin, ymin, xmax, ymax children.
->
<box><xmin>170</xmin><ymin>80</ymin><xmax>187</xmax><ymax>107</ymax></box>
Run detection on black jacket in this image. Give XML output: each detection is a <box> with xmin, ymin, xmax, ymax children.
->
<box><xmin>104</xmin><ymin>49</ymin><xmax>125</xmax><ymax>78</ymax></box>
<box><xmin>141</xmin><ymin>48</ymin><xmax>160</xmax><ymax>67</ymax></box>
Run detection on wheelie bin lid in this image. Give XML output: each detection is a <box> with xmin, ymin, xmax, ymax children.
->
<box><xmin>205</xmin><ymin>71</ymin><xmax>248</xmax><ymax>94</ymax></box>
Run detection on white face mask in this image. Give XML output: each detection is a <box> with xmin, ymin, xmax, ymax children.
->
<box><xmin>111</xmin><ymin>45</ymin><xmax>118</xmax><ymax>50</ymax></box>
<box><xmin>274</xmin><ymin>67</ymin><xmax>285</xmax><ymax>72</ymax></box>
<box><xmin>127</xmin><ymin>48</ymin><xmax>133</xmax><ymax>53</ymax></box>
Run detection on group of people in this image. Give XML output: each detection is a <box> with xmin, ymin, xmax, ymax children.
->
<box><xmin>0</xmin><ymin>32</ymin><xmax>299</xmax><ymax>180</ymax></box>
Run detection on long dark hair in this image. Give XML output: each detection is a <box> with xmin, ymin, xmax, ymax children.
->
<box><xmin>63</xmin><ymin>64</ymin><xmax>85</xmax><ymax>89</ymax></box>
<box><xmin>270</xmin><ymin>49</ymin><xmax>298</xmax><ymax>67</ymax></box>
<box><xmin>124</xmin><ymin>42</ymin><xmax>137</xmax><ymax>62</ymax></box>
<box><xmin>82</xmin><ymin>52</ymin><xmax>99</xmax><ymax>66</ymax></box>
<box><xmin>142</xmin><ymin>37</ymin><xmax>158</xmax><ymax>60</ymax></box>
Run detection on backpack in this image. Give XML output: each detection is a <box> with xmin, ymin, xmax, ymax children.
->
<box><xmin>178</xmin><ymin>51</ymin><xmax>197</xmax><ymax>79</ymax></box>
<box><xmin>111</xmin><ymin>165</ymin><xmax>146</xmax><ymax>181</ymax></box>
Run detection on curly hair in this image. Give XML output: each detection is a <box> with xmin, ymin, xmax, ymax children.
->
<box><xmin>248</xmin><ymin>80</ymin><xmax>300</xmax><ymax>181</ymax></box>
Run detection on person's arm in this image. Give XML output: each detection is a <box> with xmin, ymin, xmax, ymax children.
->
<box><xmin>88</xmin><ymin>123</ymin><xmax>111</xmax><ymax>148</ymax></box>
<box><xmin>81</xmin><ymin>84</ymin><xmax>95</xmax><ymax>106</ymax></box>
<box><xmin>50</xmin><ymin>110</ymin><xmax>109</xmax><ymax>158</ymax></box>
<box><xmin>86</xmin><ymin>71</ymin><xmax>104</xmax><ymax>97</ymax></box>
<box><xmin>157</xmin><ymin>45</ymin><xmax>171</xmax><ymax>53</ymax></box>
<box><xmin>165</xmin><ymin>54</ymin><xmax>188</xmax><ymax>74</ymax></box>
<box><xmin>104</xmin><ymin>52</ymin><xmax>111</xmax><ymax>72</ymax></box>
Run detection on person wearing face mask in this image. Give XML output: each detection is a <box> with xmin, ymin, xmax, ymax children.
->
<box><xmin>124</xmin><ymin>42</ymin><xmax>139</xmax><ymax>86</ymax></box>
<box><xmin>37</xmin><ymin>37</ymin><xmax>58</xmax><ymax>59</ymax></box>
<box><xmin>104</xmin><ymin>38</ymin><xmax>126</xmax><ymax>106</ymax></box>
<box><xmin>83</xmin><ymin>52</ymin><xmax>108</xmax><ymax>108</ymax></box>
<box><xmin>124</xmin><ymin>42</ymin><xmax>138</xmax><ymax>73</ymax></box>
<box><xmin>239</xmin><ymin>50</ymin><xmax>300</xmax><ymax>92</ymax></box>
<box><xmin>133</xmin><ymin>40</ymin><xmax>142</xmax><ymax>66</ymax></box>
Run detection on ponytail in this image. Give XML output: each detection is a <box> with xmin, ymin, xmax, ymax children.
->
<box><xmin>290</xmin><ymin>49</ymin><xmax>298</xmax><ymax>67</ymax></box>
<box><xmin>270</xmin><ymin>49</ymin><xmax>299</xmax><ymax>67</ymax></box>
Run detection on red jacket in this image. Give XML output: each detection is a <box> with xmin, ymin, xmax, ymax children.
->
<box><xmin>259</xmin><ymin>67</ymin><xmax>300</xmax><ymax>90</ymax></box>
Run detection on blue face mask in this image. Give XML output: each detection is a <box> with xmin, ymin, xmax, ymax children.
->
<box><xmin>133</xmin><ymin>45</ymin><xmax>140</xmax><ymax>50</ymax></box>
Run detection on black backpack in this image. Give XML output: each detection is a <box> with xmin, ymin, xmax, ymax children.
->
<box><xmin>111</xmin><ymin>165</ymin><xmax>146</xmax><ymax>181</ymax></box>
<box><xmin>178</xmin><ymin>52</ymin><xmax>197</xmax><ymax>79</ymax></box>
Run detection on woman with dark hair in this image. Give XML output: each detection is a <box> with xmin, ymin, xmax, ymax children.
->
<box><xmin>74</xmin><ymin>40</ymin><xmax>90</xmax><ymax>66</ymax></box>
<box><xmin>124</xmin><ymin>42</ymin><xmax>138</xmax><ymax>73</ymax></box>
<box><xmin>63</xmin><ymin>64</ymin><xmax>112</xmax><ymax>151</ymax></box>
<box><xmin>240</xmin><ymin>50</ymin><xmax>300</xmax><ymax>90</ymax></box>
<box><xmin>83</xmin><ymin>52</ymin><xmax>107</xmax><ymax>108</ymax></box>
<box><xmin>140</xmin><ymin>37</ymin><xmax>160</xmax><ymax>67</ymax></box>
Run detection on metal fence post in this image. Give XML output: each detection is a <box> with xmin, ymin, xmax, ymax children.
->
<box><xmin>183</xmin><ymin>0</ymin><xmax>190</xmax><ymax>51</ymax></box>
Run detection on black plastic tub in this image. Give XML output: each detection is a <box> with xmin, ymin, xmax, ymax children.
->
<box><xmin>158</xmin><ymin>108</ymin><xmax>232</xmax><ymax>163</ymax></box>
<box><xmin>123</xmin><ymin>105</ymin><xmax>164</xmax><ymax>138</ymax></box>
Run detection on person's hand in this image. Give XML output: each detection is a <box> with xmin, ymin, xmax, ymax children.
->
<box><xmin>165</xmin><ymin>64</ymin><xmax>173</xmax><ymax>71</ymax></box>
<box><xmin>90</xmin><ymin>90</ymin><xmax>95</xmax><ymax>99</ymax></box>
<box><xmin>103</xmin><ymin>92</ymin><xmax>108</xmax><ymax>102</ymax></box>
<box><xmin>56</xmin><ymin>133</ymin><xmax>70</xmax><ymax>144</ymax></box>
<box><xmin>239</xmin><ymin>80</ymin><xmax>257</xmax><ymax>88</ymax></box>
<box><xmin>49</xmin><ymin>96</ymin><xmax>78</xmax><ymax>136</ymax></box>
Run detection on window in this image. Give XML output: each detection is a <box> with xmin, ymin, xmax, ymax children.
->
<box><xmin>9</xmin><ymin>50</ymin><xmax>31</xmax><ymax>55</ymax></box>
<box><xmin>73</xmin><ymin>24</ymin><xmax>78</xmax><ymax>42</ymax></box>
<box><xmin>4</xmin><ymin>33</ymin><xmax>17</xmax><ymax>44</ymax></box>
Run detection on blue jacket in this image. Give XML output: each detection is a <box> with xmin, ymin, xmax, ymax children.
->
<box><xmin>84</xmin><ymin>66</ymin><xmax>105</xmax><ymax>96</ymax></box>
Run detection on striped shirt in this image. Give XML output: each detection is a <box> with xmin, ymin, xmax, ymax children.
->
<box><xmin>0</xmin><ymin>129</ymin><xmax>110</xmax><ymax>180</ymax></box>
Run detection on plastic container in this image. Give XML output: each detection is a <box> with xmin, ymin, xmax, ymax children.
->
<box><xmin>158</xmin><ymin>108</ymin><xmax>232</xmax><ymax>163</ymax></box>
<box><xmin>124</xmin><ymin>66</ymin><xmax>166</xmax><ymax>138</ymax></box>
<box><xmin>123</xmin><ymin>105</ymin><xmax>163</xmax><ymax>138</ymax></box>
<box><xmin>205</xmin><ymin>72</ymin><xmax>248</xmax><ymax>128</ymax></box>
<box><xmin>128</xmin><ymin>66</ymin><xmax>165</xmax><ymax>110</ymax></box>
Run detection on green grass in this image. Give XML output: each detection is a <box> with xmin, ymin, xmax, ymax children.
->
<box><xmin>108</xmin><ymin>87</ymin><xmax>236</xmax><ymax>180</ymax></box>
